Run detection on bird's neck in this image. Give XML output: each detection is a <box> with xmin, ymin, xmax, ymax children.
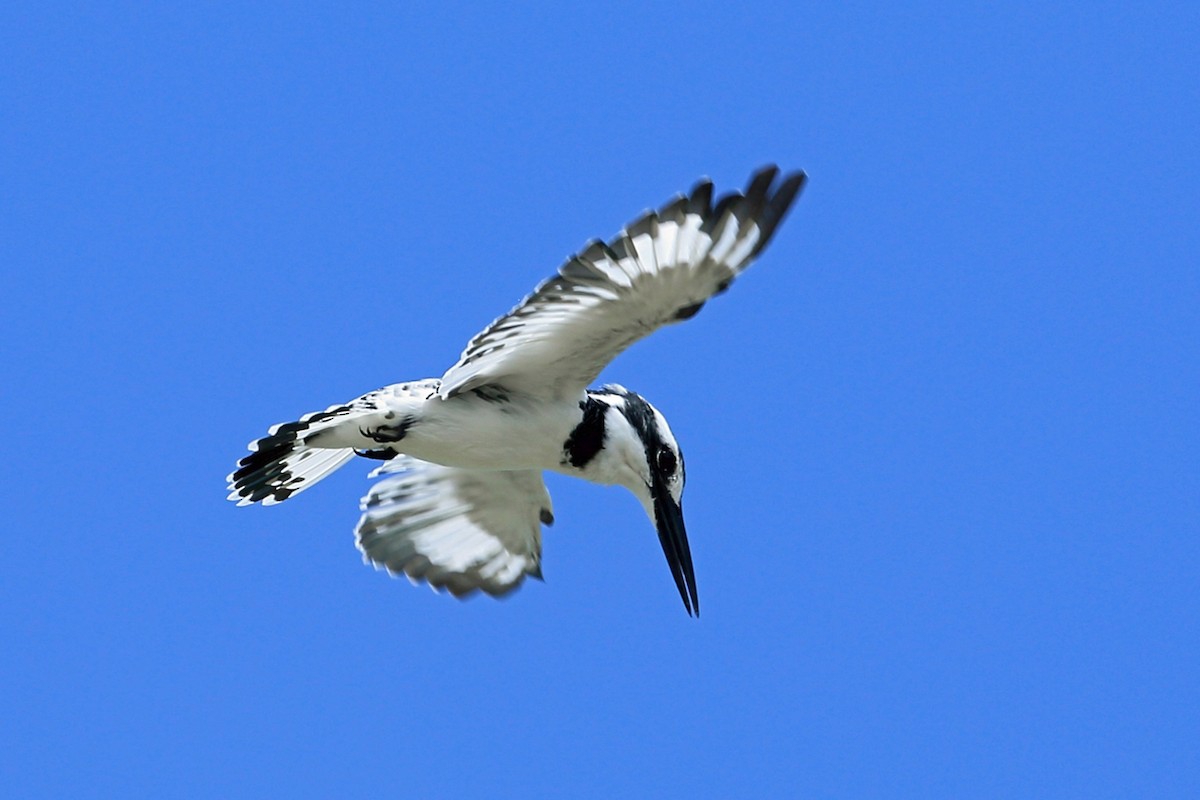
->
<box><xmin>558</xmin><ymin>396</ymin><xmax>645</xmax><ymax>490</ymax></box>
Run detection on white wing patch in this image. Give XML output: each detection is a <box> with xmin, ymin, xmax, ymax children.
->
<box><xmin>356</xmin><ymin>457</ymin><xmax>553</xmax><ymax>598</ymax></box>
<box><xmin>438</xmin><ymin>165</ymin><xmax>806</xmax><ymax>400</ymax></box>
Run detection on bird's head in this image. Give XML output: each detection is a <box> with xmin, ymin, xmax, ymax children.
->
<box><xmin>582</xmin><ymin>385</ymin><xmax>697</xmax><ymax>616</ymax></box>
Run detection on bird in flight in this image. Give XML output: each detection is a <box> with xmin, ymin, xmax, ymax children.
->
<box><xmin>227</xmin><ymin>165</ymin><xmax>806</xmax><ymax>616</ymax></box>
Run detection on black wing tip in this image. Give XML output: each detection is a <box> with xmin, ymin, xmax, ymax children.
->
<box><xmin>701</xmin><ymin>191</ymin><xmax>741</xmax><ymax>234</ymax></box>
<box><xmin>745</xmin><ymin>164</ymin><xmax>780</xmax><ymax>198</ymax></box>
<box><xmin>625</xmin><ymin>210</ymin><xmax>657</xmax><ymax>239</ymax></box>
<box><xmin>698</xmin><ymin>164</ymin><xmax>806</xmax><ymax>240</ymax></box>
<box><xmin>773</xmin><ymin>169</ymin><xmax>808</xmax><ymax>208</ymax></box>
<box><xmin>688</xmin><ymin>178</ymin><xmax>714</xmax><ymax>215</ymax></box>
<box><xmin>750</xmin><ymin>167</ymin><xmax>807</xmax><ymax>256</ymax></box>
<box><xmin>658</xmin><ymin>193</ymin><xmax>688</xmax><ymax>219</ymax></box>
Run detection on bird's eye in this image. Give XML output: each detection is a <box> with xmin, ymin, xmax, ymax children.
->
<box><xmin>656</xmin><ymin>447</ymin><xmax>677</xmax><ymax>476</ymax></box>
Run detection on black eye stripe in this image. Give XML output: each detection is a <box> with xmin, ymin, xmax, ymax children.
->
<box><xmin>609</xmin><ymin>388</ymin><xmax>681</xmax><ymax>481</ymax></box>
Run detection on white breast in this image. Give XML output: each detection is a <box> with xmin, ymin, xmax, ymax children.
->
<box><xmin>400</xmin><ymin>391</ymin><xmax>584</xmax><ymax>471</ymax></box>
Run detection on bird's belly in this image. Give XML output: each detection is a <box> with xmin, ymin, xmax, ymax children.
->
<box><xmin>400</xmin><ymin>396</ymin><xmax>579</xmax><ymax>471</ymax></box>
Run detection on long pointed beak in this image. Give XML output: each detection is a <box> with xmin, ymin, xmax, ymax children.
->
<box><xmin>653</xmin><ymin>488</ymin><xmax>699</xmax><ymax>617</ymax></box>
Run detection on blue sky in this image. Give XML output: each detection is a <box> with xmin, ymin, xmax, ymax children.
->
<box><xmin>2</xmin><ymin>2</ymin><xmax>1196</xmax><ymax>797</ymax></box>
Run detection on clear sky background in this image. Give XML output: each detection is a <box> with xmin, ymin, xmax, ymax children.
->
<box><xmin>3</xmin><ymin>3</ymin><xmax>1197</xmax><ymax>797</ymax></box>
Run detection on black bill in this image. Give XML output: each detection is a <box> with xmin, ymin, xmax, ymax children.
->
<box><xmin>653</xmin><ymin>488</ymin><xmax>699</xmax><ymax>617</ymax></box>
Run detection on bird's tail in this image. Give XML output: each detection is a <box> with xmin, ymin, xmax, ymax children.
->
<box><xmin>226</xmin><ymin>403</ymin><xmax>360</xmax><ymax>506</ymax></box>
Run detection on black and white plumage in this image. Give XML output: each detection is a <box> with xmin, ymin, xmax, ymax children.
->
<box><xmin>357</xmin><ymin>456</ymin><xmax>552</xmax><ymax>597</ymax></box>
<box><xmin>227</xmin><ymin>165</ymin><xmax>806</xmax><ymax>616</ymax></box>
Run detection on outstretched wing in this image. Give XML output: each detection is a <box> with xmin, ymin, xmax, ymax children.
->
<box><xmin>438</xmin><ymin>165</ymin><xmax>806</xmax><ymax>400</ymax></box>
<box><xmin>356</xmin><ymin>456</ymin><xmax>553</xmax><ymax>598</ymax></box>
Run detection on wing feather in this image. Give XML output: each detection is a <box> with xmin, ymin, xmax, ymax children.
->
<box><xmin>438</xmin><ymin>165</ymin><xmax>806</xmax><ymax>400</ymax></box>
<box><xmin>355</xmin><ymin>457</ymin><xmax>552</xmax><ymax>598</ymax></box>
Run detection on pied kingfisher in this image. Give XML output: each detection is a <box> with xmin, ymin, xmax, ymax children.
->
<box><xmin>227</xmin><ymin>165</ymin><xmax>806</xmax><ymax>616</ymax></box>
